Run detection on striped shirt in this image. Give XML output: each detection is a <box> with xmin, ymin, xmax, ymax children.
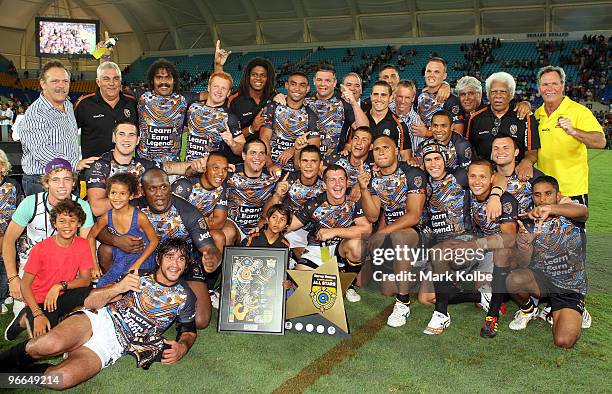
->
<box><xmin>397</xmin><ymin>108</ymin><xmax>427</xmax><ymax>155</ymax></box>
<box><xmin>17</xmin><ymin>94</ymin><xmax>80</xmax><ymax>175</ymax></box>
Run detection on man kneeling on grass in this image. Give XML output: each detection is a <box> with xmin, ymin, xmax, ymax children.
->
<box><xmin>0</xmin><ymin>237</ymin><xmax>197</xmax><ymax>390</ymax></box>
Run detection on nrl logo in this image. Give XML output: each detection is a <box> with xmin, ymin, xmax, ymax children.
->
<box><xmin>310</xmin><ymin>273</ymin><xmax>337</xmax><ymax>312</ymax></box>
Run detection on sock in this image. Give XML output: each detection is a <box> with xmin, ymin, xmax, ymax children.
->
<box><xmin>519</xmin><ymin>298</ymin><xmax>535</xmax><ymax>313</ymax></box>
<box><xmin>449</xmin><ymin>291</ymin><xmax>480</xmax><ymax>305</ymax></box>
<box><xmin>0</xmin><ymin>341</ymin><xmax>36</xmax><ymax>372</ymax></box>
<box><xmin>487</xmin><ymin>266</ymin><xmax>510</xmax><ymax>319</ymax></box>
<box><xmin>433</xmin><ymin>280</ymin><xmax>451</xmax><ymax>316</ymax></box>
<box><xmin>396</xmin><ymin>293</ymin><xmax>410</xmax><ymax>305</ymax></box>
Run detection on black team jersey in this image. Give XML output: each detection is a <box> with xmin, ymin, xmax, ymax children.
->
<box><xmin>295</xmin><ymin>193</ymin><xmax>365</xmax><ymax>247</ymax></box>
<box><xmin>172</xmin><ymin>175</ymin><xmax>228</xmax><ymax>218</ymax></box>
<box><xmin>470</xmin><ymin>191</ymin><xmax>518</xmax><ymax>236</ymax></box>
<box><xmin>107</xmin><ymin>273</ymin><xmax>196</xmax><ymax>368</ymax></box>
<box><xmin>305</xmin><ymin>94</ymin><xmax>355</xmax><ymax>158</ymax></box>
<box><xmin>280</xmin><ymin>170</ymin><xmax>325</xmax><ymax>214</ymax></box>
<box><xmin>184</xmin><ymin>102</ymin><xmax>241</xmax><ymax>161</ymax></box>
<box><xmin>368</xmin><ymin>162</ymin><xmax>427</xmax><ymax>227</ymax></box>
<box><xmin>225</xmin><ymin>165</ymin><xmax>279</xmax><ymax>234</ymax></box>
<box><xmin>262</xmin><ymin>101</ymin><xmax>319</xmax><ymax>171</ymax></box>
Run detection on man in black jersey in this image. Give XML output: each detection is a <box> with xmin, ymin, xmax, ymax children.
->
<box><xmin>416</xmin><ymin>110</ymin><xmax>472</xmax><ymax>170</ymax></box>
<box><xmin>367</xmin><ymin>81</ymin><xmax>412</xmax><ymax>162</ymax></box>
<box><xmin>98</xmin><ymin>168</ymin><xmax>220</xmax><ymax>329</ymax></box>
<box><xmin>359</xmin><ymin>134</ymin><xmax>427</xmax><ymax>327</ymax></box>
<box><xmin>0</xmin><ymin>238</ymin><xmax>197</xmax><ymax>389</ymax></box>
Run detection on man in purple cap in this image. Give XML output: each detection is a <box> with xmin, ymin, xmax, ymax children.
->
<box><xmin>2</xmin><ymin>157</ymin><xmax>94</xmax><ymax>341</ymax></box>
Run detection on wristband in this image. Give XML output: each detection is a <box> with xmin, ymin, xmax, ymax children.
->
<box><xmin>8</xmin><ymin>275</ymin><xmax>18</xmax><ymax>283</ymax></box>
<box><xmin>491</xmin><ymin>186</ymin><xmax>503</xmax><ymax>192</ymax></box>
<box><xmin>248</xmin><ymin>126</ymin><xmax>254</xmax><ymax>135</ymax></box>
<box><xmin>490</xmin><ymin>192</ymin><xmax>502</xmax><ymax>198</ymax></box>
<box><xmin>61</xmin><ymin>281</ymin><xmax>68</xmax><ymax>291</ymax></box>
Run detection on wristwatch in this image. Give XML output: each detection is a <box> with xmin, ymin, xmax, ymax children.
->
<box><xmin>60</xmin><ymin>281</ymin><xmax>68</xmax><ymax>291</ymax></box>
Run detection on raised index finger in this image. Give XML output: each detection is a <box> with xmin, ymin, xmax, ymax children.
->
<box><xmin>282</xmin><ymin>172</ymin><xmax>290</xmax><ymax>182</ymax></box>
<box><xmin>216</xmin><ymin>40</ymin><xmax>221</xmax><ymax>51</ymax></box>
<box><xmin>105</xmin><ymin>31</ymin><xmax>109</xmax><ymax>41</ymax></box>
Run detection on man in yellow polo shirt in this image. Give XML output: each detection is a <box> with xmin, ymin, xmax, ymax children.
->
<box><xmin>535</xmin><ymin>65</ymin><xmax>606</xmax><ymax>205</ymax></box>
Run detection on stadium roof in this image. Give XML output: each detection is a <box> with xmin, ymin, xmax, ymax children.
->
<box><xmin>0</xmin><ymin>0</ymin><xmax>610</xmax><ymax>65</ymax></box>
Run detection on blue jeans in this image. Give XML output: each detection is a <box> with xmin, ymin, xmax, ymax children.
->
<box><xmin>22</xmin><ymin>174</ymin><xmax>44</xmax><ymax>196</ymax></box>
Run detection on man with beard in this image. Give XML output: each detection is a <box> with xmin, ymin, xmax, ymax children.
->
<box><xmin>184</xmin><ymin>72</ymin><xmax>244</xmax><ymax>163</ymax></box>
<box><xmin>260</xmin><ymin>72</ymin><xmax>320</xmax><ymax>173</ymax></box>
<box><xmin>223</xmin><ymin>138</ymin><xmax>280</xmax><ymax>245</ymax></box>
<box><xmin>74</xmin><ymin>62</ymin><xmax>138</xmax><ymax>158</ymax></box>
<box><xmin>98</xmin><ymin>168</ymin><xmax>220</xmax><ymax>330</ymax></box>
<box><xmin>0</xmin><ymin>238</ymin><xmax>198</xmax><ymax>389</ymax></box>
<box><xmin>136</xmin><ymin>59</ymin><xmax>208</xmax><ymax>165</ymax></box>
<box><xmin>367</xmin><ymin>81</ymin><xmax>412</xmax><ymax>162</ymax></box>
<box><xmin>417</xmin><ymin>57</ymin><xmax>464</xmax><ymax>135</ymax></box>
<box><xmin>416</xmin><ymin>110</ymin><xmax>472</xmax><ymax>170</ymax></box>
<box><xmin>359</xmin><ymin>135</ymin><xmax>427</xmax><ymax>327</ymax></box>
<box><xmin>325</xmin><ymin>126</ymin><xmax>373</xmax><ymax>202</ymax></box>
<box><xmin>305</xmin><ymin>64</ymin><xmax>368</xmax><ymax>159</ymax></box>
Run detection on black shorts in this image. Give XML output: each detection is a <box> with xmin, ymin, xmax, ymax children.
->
<box><xmin>183</xmin><ymin>260</ymin><xmax>208</xmax><ymax>283</ymax></box>
<box><xmin>532</xmin><ymin>269</ymin><xmax>585</xmax><ymax>315</ymax></box>
<box><xmin>25</xmin><ymin>287</ymin><xmax>92</xmax><ymax>328</ymax></box>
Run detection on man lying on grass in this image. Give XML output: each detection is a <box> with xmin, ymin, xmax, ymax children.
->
<box><xmin>0</xmin><ymin>237</ymin><xmax>197</xmax><ymax>390</ymax></box>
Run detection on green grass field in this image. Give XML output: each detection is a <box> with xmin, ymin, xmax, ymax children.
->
<box><xmin>2</xmin><ymin>150</ymin><xmax>611</xmax><ymax>393</ymax></box>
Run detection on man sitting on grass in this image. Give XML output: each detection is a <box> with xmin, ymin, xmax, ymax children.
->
<box><xmin>0</xmin><ymin>237</ymin><xmax>197</xmax><ymax>390</ymax></box>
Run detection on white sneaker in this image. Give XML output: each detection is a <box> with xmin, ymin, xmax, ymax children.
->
<box><xmin>509</xmin><ymin>307</ymin><xmax>539</xmax><ymax>330</ymax></box>
<box><xmin>387</xmin><ymin>302</ymin><xmax>410</xmax><ymax>327</ymax></box>
<box><xmin>0</xmin><ymin>304</ymin><xmax>8</xmax><ymax>314</ymax></box>
<box><xmin>477</xmin><ymin>286</ymin><xmax>491</xmax><ymax>313</ymax></box>
<box><xmin>209</xmin><ymin>290</ymin><xmax>220</xmax><ymax>310</ymax></box>
<box><xmin>4</xmin><ymin>297</ymin><xmax>13</xmax><ymax>305</ymax></box>
<box><xmin>582</xmin><ymin>309</ymin><xmax>592</xmax><ymax>329</ymax></box>
<box><xmin>538</xmin><ymin>306</ymin><xmax>553</xmax><ymax>325</ymax></box>
<box><xmin>345</xmin><ymin>288</ymin><xmax>361</xmax><ymax>303</ymax></box>
<box><xmin>423</xmin><ymin>311</ymin><xmax>451</xmax><ymax>335</ymax></box>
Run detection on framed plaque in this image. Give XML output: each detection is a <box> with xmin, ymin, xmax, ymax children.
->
<box><xmin>218</xmin><ymin>247</ymin><xmax>288</xmax><ymax>335</ymax></box>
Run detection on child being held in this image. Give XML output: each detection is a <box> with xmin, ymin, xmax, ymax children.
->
<box><xmin>88</xmin><ymin>173</ymin><xmax>159</xmax><ymax>287</ymax></box>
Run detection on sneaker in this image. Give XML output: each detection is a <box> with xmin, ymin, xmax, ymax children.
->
<box><xmin>480</xmin><ymin>316</ymin><xmax>498</xmax><ymax>338</ymax></box>
<box><xmin>3</xmin><ymin>297</ymin><xmax>13</xmax><ymax>305</ymax></box>
<box><xmin>386</xmin><ymin>302</ymin><xmax>410</xmax><ymax>327</ymax></box>
<box><xmin>582</xmin><ymin>309</ymin><xmax>592</xmax><ymax>329</ymax></box>
<box><xmin>538</xmin><ymin>306</ymin><xmax>553</xmax><ymax>325</ymax></box>
<box><xmin>509</xmin><ymin>307</ymin><xmax>539</xmax><ymax>330</ymax></box>
<box><xmin>499</xmin><ymin>303</ymin><xmax>507</xmax><ymax>316</ymax></box>
<box><xmin>423</xmin><ymin>311</ymin><xmax>451</xmax><ymax>335</ymax></box>
<box><xmin>4</xmin><ymin>309</ymin><xmax>26</xmax><ymax>341</ymax></box>
<box><xmin>209</xmin><ymin>290</ymin><xmax>220</xmax><ymax>310</ymax></box>
<box><xmin>345</xmin><ymin>288</ymin><xmax>361</xmax><ymax>303</ymax></box>
<box><xmin>477</xmin><ymin>286</ymin><xmax>491</xmax><ymax>312</ymax></box>
<box><xmin>0</xmin><ymin>304</ymin><xmax>8</xmax><ymax>314</ymax></box>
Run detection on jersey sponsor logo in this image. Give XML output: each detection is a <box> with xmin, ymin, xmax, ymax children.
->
<box><xmin>198</xmin><ymin>233</ymin><xmax>210</xmax><ymax>241</ymax></box>
<box><xmin>503</xmin><ymin>202</ymin><xmax>512</xmax><ymax>214</ymax></box>
<box><xmin>93</xmin><ymin>114</ymin><xmax>105</xmax><ymax>118</ymax></box>
<box><xmin>414</xmin><ymin>175</ymin><xmax>423</xmax><ymax>188</ymax></box>
<box><xmin>87</xmin><ymin>177</ymin><xmax>101</xmax><ymax>184</ymax></box>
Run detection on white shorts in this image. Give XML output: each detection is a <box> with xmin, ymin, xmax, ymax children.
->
<box><xmin>82</xmin><ymin>308</ymin><xmax>124</xmax><ymax>369</ymax></box>
<box><xmin>285</xmin><ymin>229</ymin><xmax>309</xmax><ymax>249</ymax></box>
<box><xmin>299</xmin><ymin>244</ymin><xmax>339</xmax><ymax>269</ymax></box>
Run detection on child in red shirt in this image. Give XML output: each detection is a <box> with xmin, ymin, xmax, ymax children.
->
<box><xmin>19</xmin><ymin>200</ymin><xmax>93</xmax><ymax>338</ymax></box>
